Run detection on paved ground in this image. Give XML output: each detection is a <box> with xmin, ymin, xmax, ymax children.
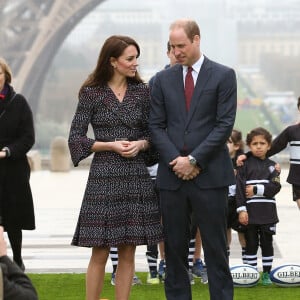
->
<box><xmin>6</xmin><ymin>167</ymin><xmax>299</xmax><ymax>274</ymax></box>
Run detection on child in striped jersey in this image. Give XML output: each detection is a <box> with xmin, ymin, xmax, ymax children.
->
<box><xmin>238</xmin><ymin>97</ymin><xmax>300</xmax><ymax>209</ymax></box>
<box><xmin>266</xmin><ymin>97</ymin><xmax>300</xmax><ymax>209</ymax></box>
<box><xmin>236</xmin><ymin>127</ymin><xmax>281</xmax><ymax>285</ymax></box>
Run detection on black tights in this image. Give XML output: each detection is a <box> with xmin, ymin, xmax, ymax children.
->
<box><xmin>7</xmin><ymin>228</ymin><xmax>23</xmax><ymax>267</ymax></box>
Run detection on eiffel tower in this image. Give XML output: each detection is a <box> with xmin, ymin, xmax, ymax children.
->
<box><xmin>0</xmin><ymin>0</ymin><xmax>105</xmax><ymax>116</ymax></box>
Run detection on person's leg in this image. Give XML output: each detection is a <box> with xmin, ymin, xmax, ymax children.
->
<box><xmin>146</xmin><ymin>244</ymin><xmax>159</xmax><ymax>284</ymax></box>
<box><xmin>296</xmin><ymin>198</ymin><xmax>300</xmax><ymax>209</ymax></box>
<box><xmin>187</xmin><ymin>225</ymin><xmax>196</xmax><ymax>284</ymax></box>
<box><xmin>115</xmin><ymin>244</ymin><xmax>136</xmax><ymax>300</ymax></box>
<box><xmin>160</xmin><ymin>188</ymin><xmax>192</xmax><ymax>300</ymax></box>
<box><xmin>146</xmin><ymin>244</ymin><xmax>158</xmax><ymax>273</ymax></box>
<box><xmin>192</xmin><ymin>229</ymin><xmax>208</xmax><ymax>284</ymax></box>
<box><xmin>158</xmin><ymin>240</ymin><xmax>165</xmax><ymax>260</ymax></box>
<box><xmin>260</xmin><ymin>225</ymin><xmax>275</xmax><ymax>285</ymax></box>
<box><xmin>86</xmin><ymin>246</ymin><xmax>109</xmax><ymax>300</ymax></box>
<box><xmin>7</xmin><ymin>228</ymin><xmax>24</xmax><ymax>270</ymax></box>
<box><xmin>191</xmin><ymin>186</ymin><xmax>233</xmax><ymax>300</ymax></box>
<box><xmin>237</xmin><ymin>232</ymin><xmax>247</xmax><ymax>264</ymax></box>
<box><xmin>158</xmin><ymin>240</ymin><xmax>166</xmax><ymax>281</ymax></box>
<box><xmin>226</xmin><ymin>228</ymin><xmax>232</xmax><ymax>258</ymax></box>
<box><xmin>109</xmin><ymin>247</ymin><xmax>118</xmax><ymax>285</ymax></box>
<box><xmin>226</xmin><ymin>195</ymin><xmax>236</xmax><ymax>260</ymax></box>
<box><xmin>292</xmin><ymin>185</ymin><xmax>300</xmax><ymax>210</ymax></box>
<box><xmin>244</xmin><ymin>225</ymin><xmax>259</xmax><ymax>269</ymax></box>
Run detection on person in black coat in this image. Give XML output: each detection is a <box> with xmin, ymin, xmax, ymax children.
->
<box><xmin>0</xmin><ymin>226</ymin><xmax>38</xmax><ymax>300</ymax></box>
<box><xmin>0</xmin><ymin>57</ymin><xmax>35</xmax><ymax>271</ymax></box>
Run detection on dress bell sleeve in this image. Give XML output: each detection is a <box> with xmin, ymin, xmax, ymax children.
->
<box><xmin>68</xmin><ymin>88</ymin><xmax>95</xmax><ymax>167</ymax></box>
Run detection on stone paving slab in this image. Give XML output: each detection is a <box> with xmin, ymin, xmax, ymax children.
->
<box><xmin>5</xmin><ymin>168</ymin><xmax>298</xmax><ymax>274</ymax></box>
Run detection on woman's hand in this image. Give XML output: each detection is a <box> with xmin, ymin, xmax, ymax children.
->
<box><xmin>0</xmin><ymin>226</ymin><xmax>7</xmax><ymax>257</ymax></box>
<box><xmin>0</xmin><ymin>150</ymin><xmax>6</xmax><ymax>159</ymax></box>
<box><xmin>113</xmin><ymin>140</ymin><xmax>145</xmax><ymax>158</ymax></box>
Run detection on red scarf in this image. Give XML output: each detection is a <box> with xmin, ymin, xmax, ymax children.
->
<box><xmin>0</xmin><ymin>85</ymin><xmax>8</xmax><ymax>100</ymax></box>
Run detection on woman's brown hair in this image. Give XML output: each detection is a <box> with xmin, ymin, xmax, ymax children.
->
<box><xmin>80</xmin><ymin>35</ymin><xmax>143</xmax><ymax>94</ymax></box>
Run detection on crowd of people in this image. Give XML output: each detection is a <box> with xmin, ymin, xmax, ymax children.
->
<box><xmin>0</xmin><ymin>17</ymin><xmax>299</xmax><ymax>300</ymax></box>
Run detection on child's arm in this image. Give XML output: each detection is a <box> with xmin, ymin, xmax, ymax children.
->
<box><xmin>268</xmin><ymin>127</ymin><xmax>289</xmax><ymax>157</ymax></box>
<box><xmin>250</xmin><ymin>165</ymin><xmax>281</xmax><ymax>199</ymax></box>
<box><xmin>235</xmin><ymin>166</ymin><xmax>249</xmax><ymax>225</ymax></box>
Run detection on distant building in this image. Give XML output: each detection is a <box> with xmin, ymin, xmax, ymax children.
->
<box><xmin>225</xmin><ymin>0</ymin><xmax>300</xmax><ymax>67</ymax></box>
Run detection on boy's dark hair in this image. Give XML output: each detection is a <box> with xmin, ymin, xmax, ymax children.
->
<box><xmin>246</xmin><ymin>127</ymin><xmax>272</xmax><ymax>146</ymax></box>
<box><xmin>298</xmin><ymin>97</ymin><xmax>300</xmax><ymax>110</ymax></box>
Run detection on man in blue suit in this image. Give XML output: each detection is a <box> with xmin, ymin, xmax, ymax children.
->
<box><xmin>149</xmin><ymin>19</ymin><xmax>236</xmax><ymax>300</ymax></box>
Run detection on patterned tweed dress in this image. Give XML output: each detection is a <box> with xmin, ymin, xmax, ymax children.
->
<box><xmin>68</xmin><ymin>82</ymin><xmax>163</xmax><ymax>247</ymax></box>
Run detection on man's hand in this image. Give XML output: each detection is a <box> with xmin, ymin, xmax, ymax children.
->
<box><xmin>236</xmin><ymin>154</ymin><xmax>247</xmax><ymax>167</ymax></box>
<box><xmin>169</xmin><ymin>156</ymin><xmax>200</xmax><ymax>180</ymax></box>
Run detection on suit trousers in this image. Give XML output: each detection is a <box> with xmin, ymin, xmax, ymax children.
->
<box><xmin>160</xmin><ymin>181</ymin><xmax>233</xmax><ymax>300</ymax></box>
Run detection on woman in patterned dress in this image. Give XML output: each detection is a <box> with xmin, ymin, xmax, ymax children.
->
<box><xmin>68</xmin><ymin>35</ymin><xmax>163</xmax><ymax>300</ymax></box>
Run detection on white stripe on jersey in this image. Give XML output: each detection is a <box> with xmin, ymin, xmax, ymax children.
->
<box><xmin>246</xmin><ymin>199</ymin><xmax>276</xmax><ymax>204</ymax></box>
<box><xmin>246</xmin><ymin>179</ymin><xmax>269</xmax><ymax>184</ymax></box>
<box><xmin>290</xmin><ymin>141</ymin><xmax>300</xmax><ymax>163</ymax></box>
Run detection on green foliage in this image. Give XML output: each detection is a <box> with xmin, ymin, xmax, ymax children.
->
<box><xmin>28</xmin><ymin>272</ymin><xmax>300</xmax><ymax>300</ymax></box>
<box><xmin>234</xmin><ymin>107</ymin><xmax>284</xmax><ymax>139</ymax></box>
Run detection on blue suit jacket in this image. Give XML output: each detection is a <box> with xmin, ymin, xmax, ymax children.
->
<box><xmin>149</xmin><ymin>56</ymin><xmax>237</xmax><ymax>190</ymax></box>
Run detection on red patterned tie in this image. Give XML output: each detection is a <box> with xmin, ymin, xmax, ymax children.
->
<box><xmin>184</xmin><ymin>66</ymin><xmax>194</xmax><ymax>111</ymax></box>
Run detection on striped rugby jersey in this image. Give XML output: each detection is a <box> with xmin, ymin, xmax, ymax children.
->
<box><xmin>268</xmin><ymin>123</ymin><xmax>300</xmax><ymax>185</ymax></box>
<box><xmin>236</xmin><ymin>156</ymin><xmax>281</xmax><ymax>225</ymax></box>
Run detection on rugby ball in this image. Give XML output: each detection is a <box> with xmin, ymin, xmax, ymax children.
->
<box><xmin>230</xmin><ymin>265</ymin><xmax>260</xmax><ymax>287</ymax></box>
<box><xmin>270</xmin><ymin>264</ymin><xmax>300</xmax><ymax>287</ymax></box>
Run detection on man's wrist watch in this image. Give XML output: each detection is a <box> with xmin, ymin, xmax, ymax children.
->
<box><xmin>188</xmin><ymin>155</ymin><xmax>197</xmax><ymax>166</ymax></box>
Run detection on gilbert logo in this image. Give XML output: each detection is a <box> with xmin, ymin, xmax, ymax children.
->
<box><xmin>277</xmin><ymin>266</ymin><xmax>300</xmax><ymax>280</ymax></box>
<box><xmin>270</xmin><ymin>264</ymin><xmax>300</xmax><ymax>287</ymax></box>
<box><xmin>231</xmin><ymin>269</ymin><xmax>259</xmax><ymax>280</ymax></box>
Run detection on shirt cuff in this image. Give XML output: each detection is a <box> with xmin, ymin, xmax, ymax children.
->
<box><xmin>237</xmin><ymin>206</ymin><xmax>247</xmax><ymax>213</ymax></box>
<box><xmin>257</xmin><ymin>184</ymin><xmax>264</xmax><ymax>196</ymax></box>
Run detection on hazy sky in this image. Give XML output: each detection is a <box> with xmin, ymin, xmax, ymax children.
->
<box><xmin>65</xmin><ymin>0</ymin><xmax>238</xmax><ymax>66</ymax></box>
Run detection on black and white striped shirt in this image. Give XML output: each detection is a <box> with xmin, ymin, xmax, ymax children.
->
<box><xmin>236</xmin><ymin>156</ymin><xmax>281</xmax><ymax>225</ymax></box>
<box><xmin>268</xmin><ymin>123</ymin><xmax>300</xmax><ymax>185</ymax></box>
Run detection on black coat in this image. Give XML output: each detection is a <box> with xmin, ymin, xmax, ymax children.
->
<box><xmin>0</xmin><ymin>256</ymin><xmax>38</xmax><ymax>300</ymax></box>
<box><xmin>0</xmin><ymin>85</ymin><xmax>35</xmax><ymax>231</ymax></box>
